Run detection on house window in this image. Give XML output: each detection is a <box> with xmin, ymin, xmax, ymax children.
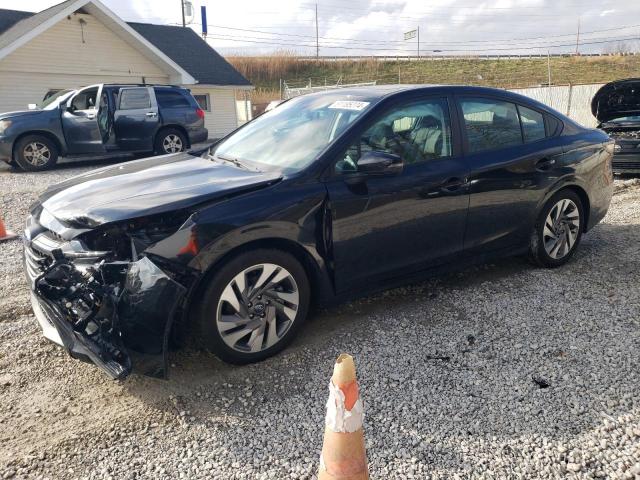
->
<box><xmin>194</xmin><ymin>94</ymin><xmax>211</xmax><ymax>112</ymax></box>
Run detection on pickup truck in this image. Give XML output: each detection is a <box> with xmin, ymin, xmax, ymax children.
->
<box><xmin>0</xmin><ymin>84</ymin><xmax>208</xmax><ymax>171</ymax></box>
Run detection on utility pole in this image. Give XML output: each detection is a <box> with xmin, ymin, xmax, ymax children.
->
<box><xmin>181</xmin><ymin>0</ymin><xmax>186</xmax><ymax>27</ymax></box>
<box><xmin>417</xmin><ymin>26</ymin><xmax>420</xmax><ymax>59</ymax></box>
<box><xmin>315</xmin><ymin>3</ymin><xmax>319</xmax><ymax>60</ymax></box>
<box><xmin>575</xmin><ymin>17</ymin><xmax>581</xmax><ymax>56</ymax></box>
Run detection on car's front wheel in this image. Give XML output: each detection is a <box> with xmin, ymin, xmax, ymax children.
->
<box><xmin>14</xmin><ymin>135</ymin><xmax>59</xmax><ymax>171</ymax></box>
<box><xmin>155</xmin><ymin>128</ymin><xmax>187</xmax><ymax>155</ymax></box>
<box><xmin>195</xmin><ymin>249</ymin><xmax>310</xmax><ymax>364</ymax></box>
<box><xmin>529</xmin><ymin>189</ymin><xmax>584</xmax><ymax>268</ymax></box>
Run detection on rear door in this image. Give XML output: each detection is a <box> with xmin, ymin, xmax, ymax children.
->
<box><xmin>61</xmin><ymin>85</ymin><xmax>106</xmax><ymax>154</ymax></box>
<box><xmin>457</xmin><ymin>96</ymin><xmax>565</xmax><ymax>254</ymax></box>
<box><xmin>113</xmin><ymin>87</ymin><xmax>159</xmax><ymax>152</ymax></box>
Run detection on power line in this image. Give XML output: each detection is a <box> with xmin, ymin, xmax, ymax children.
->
<box><xmin>205</xmin><ymin>33</ymin><xmax>640</xmax><ymax>53</ymax></box>
<box><xmin>192</xmin><ymin>22</ymin><xmax>640</xmax><ymax>47</ymax></box>
<box><xmin>308</xmin><ymin>0</ymin><xmax>622</xmax><ymax>12</ymax></box>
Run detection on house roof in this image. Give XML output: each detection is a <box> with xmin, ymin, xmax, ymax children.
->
<box><xmin>0</xmin><ymin>2</ymin><xmax>251</xmax><ymax>87</ymax></box>
<box><xmin>0</xmin><ymin>9</ymin><xmax>32</xmax><ymax>36</ymax></box>
<box><xmin>128</xmin><ymin>23</ymin><xmax>251</xmax><ymax>87</ymax></box>
<box><xmin>0</xmin><ymin>1</ymin><xmax>77</xmax><ymax>51</ymax></box>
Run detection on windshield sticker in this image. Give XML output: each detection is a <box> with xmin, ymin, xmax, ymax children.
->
<box><xmin>328</xmin><ymin>101</ymin><xmax>370</xmax><ymax>111</ymax></box>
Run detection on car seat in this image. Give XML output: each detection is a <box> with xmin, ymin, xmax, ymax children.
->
<box><xmin>409</xmin><ymin>115</ymin><xmax>443</xmax><ymax>160</ymax></box>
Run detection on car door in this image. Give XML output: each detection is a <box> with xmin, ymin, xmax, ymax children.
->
<box><xmin>456</xmin><ymin>96</ymin><xmax>565</xmax><ymax>254</ymax></box>
<box><xmin>113</xmin><ymin>87</ymin><xmax>159</xmax><ymax>152</ymax></box>
<box><xmin>61</xmin><ymin>85</ymin><xmax>107</xmax><ymax>154</ymax></box>
<box><xmin>324</xmin><ymin>96</ymin><xmax>471</xmax><ymax>293</ymax></box>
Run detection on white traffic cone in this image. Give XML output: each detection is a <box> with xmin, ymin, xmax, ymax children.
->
<box><xmin>318</xmin><ymin>354</ymin><xmax>369</xmax><ymax>480</ymax></box>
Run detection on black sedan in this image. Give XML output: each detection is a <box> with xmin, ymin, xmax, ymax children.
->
<box><xmin>23</xmin><ymin>85</ymin><xmax>614</xmax><ymax>380</ymax></box>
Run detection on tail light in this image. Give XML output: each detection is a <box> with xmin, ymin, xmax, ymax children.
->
<box><xmin>196</xmin><ymin>108</ymin><xmax>205</xmax><ymax>119</ymax></box>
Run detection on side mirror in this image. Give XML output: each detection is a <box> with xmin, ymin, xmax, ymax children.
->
<box><xmin>357</xmin><ymin>151</ymin><xmax>403</xmax><ymax>175</ymax></box>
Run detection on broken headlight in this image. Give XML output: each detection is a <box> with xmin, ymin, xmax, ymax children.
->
<box><xmin>79</xmin><ymin>211</ymin><xmax>192</xmax><ymax>261</ymax></box>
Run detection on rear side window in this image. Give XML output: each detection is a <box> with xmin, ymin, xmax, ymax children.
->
<box><xmin>461</xmin><ymin>98</ymin><xmax>522</xmax><ymax>153</ymax></box>
<box><xmin>156</xmin><ymin>90</ymin><xmax>191</xmax><ymax>108</ymax></box>
<box><xmin>519</xmin><ymin>106</ymin><xmax>546</xmax><ymax>143</ymax></box>
<box><xmin>119</xmin><ymin>88</ymin><xmax>151</xmax><ymax>110</ymax></box>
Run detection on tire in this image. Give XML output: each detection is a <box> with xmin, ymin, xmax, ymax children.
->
<box><xmin>528</xmin><ymin>189</ymin><xmax>584</xmax><ymax>268</ymax></box>
<box><xmin>14</xmin><ymin>135</ymin><xmax>59</xmax><ymax>171</ymax></box>
<box><xmin>195</xmin><ymin>249</ymin><xmax>310</xmax><ymax>364</ymax></box>
<box><xmin>154</xmin><ymin>128</ymin><xmax>187</xmax><ymax>155</ymax></box>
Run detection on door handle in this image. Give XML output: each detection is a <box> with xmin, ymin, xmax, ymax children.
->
<box><xmin>424</xmin><ymin>177</ymin><xmax>469</xmax><ymax>197</ymax></box>
<box><xmin>535</xmin><ymin>158</ymin><xmax>556</xmax><ymax>171</ymax></box>
<box><xmin>146</xmin><ymin>112</ymin><xmax>158</xmax><ymax>118</ymax></box>
<box><xmin>441</xmin><ymin>177</ymin><xmax>467</xmax><ymax>192</ymax></box>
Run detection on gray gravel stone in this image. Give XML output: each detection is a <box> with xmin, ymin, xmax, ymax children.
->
<box><xmin>0</xmin><ymin>162</ymin><xmax>639</xmax><ymax>479</ymax></box>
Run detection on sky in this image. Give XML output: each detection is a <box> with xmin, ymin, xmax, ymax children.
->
<box><xmin>0</xmin><ymin>0</ymin><xmax>639</xmax><ymax>56</ymax></box>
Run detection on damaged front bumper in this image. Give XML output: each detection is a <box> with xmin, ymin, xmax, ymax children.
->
<box><xmin>24</xmin><ymin>232</ymin><xmax>187</xmax><ymax>380</ymax></box>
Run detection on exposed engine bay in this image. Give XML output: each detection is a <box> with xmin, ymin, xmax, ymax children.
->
<box><xmin>26</xmin><ymin>211</ymin><xmax>194</xmax><ymax>380</ymax></box>
<box><xmin>605</xmin><ymin>129</ymin><xmax>640</xmax><ymax>140</ymax></box>
<box><xmin>35</xmin><ymin>253</ymin><xmax>129</xmax><ymax>374</ymax></box>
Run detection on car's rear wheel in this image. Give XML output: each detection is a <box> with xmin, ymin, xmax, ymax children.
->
<box><xmin>195</xmin><ymin>249</ymin><xmax>310</xmax><ymax>364</ymax></box>
<box><xmin>14</xmin><ymin>135</ymin><xmax>59</xmax><ymax>171</ymax></box>
<box><xmin>155</xmin><ymin>128</ymin><xmax>187</xmax><ymax>155</ymax></box>
<box><xmin>529</xmin><ymin>190</ymin><xmax>584</xmax><ymax>268</ymax></box>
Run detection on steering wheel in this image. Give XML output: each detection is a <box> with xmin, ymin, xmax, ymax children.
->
<box><xmin>384</xmin><ymin>134</ymin><xmax>403</xmax><ymax>155</ymax></box>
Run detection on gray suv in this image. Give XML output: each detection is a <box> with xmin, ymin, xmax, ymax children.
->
<box><xmin>0</xmin><ymin>84</ymin><xmax>208</xmax><ymax>171</ymax></box>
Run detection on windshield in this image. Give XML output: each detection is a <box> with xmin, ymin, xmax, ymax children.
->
<box><xmin>40</xmin><ymin>90</ymin><xmax>74</xmax><ymax>110</ymax></box>
<box><xmin>607</xmin><ymin>115</ymin><xmax>640</xmax><ymax>124</ymax></box>
<box><xmin>212</xmin><ymin>94</ymin><xmax>373</xmax><ymax>172</ymax></box>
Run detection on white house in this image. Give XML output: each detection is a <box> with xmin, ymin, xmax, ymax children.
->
<box><xmin>0</xmin><ymin>0</ymin><xmax>252</xmax><ymax>139</ymax></box>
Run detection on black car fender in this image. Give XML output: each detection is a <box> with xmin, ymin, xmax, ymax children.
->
<box><xmin>145</xmin><ymin>181</ymin><xmax>337</xmax><ymax>307</ymax></box>
<box><xmin>536</xmin><ymin>174</ymin><xmax>592</xmax><ymax>231</ymax></box>
<box><xmin>191</xmin><ymin>220</ymin><xmax>335</xmax><ymax>302</ymax></box>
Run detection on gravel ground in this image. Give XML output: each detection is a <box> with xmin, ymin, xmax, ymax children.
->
<box><xmin>0</xmin><ymin>160</ymin><xmax>639</xmax><ymax>480</ymax></box>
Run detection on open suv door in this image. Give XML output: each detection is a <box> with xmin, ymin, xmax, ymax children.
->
<box><xmin>61</xmin><ymin>84</ymin><xmax>108</xmax><ymax>154</ymax></box>
<box><xmin>113</xmin><ymin>86</ymin><xmax>160</xmax><ymax>152</ymax></box>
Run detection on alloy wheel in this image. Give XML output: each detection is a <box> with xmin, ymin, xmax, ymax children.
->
<box><xmin>23</xmin><ymin>142</ymin><xmax>51</xmax><ymax>167</ymax></box>
<box><xmin>162</xmin><ymin>134</ymin><xmax>183</xmax><ymax>153</ymax></box>
<box><xmin>543</xmin><ymin>198</ymin><xmax>581</xmax><ymax>260</ymax></box>
<box><xmin>216</xmin><ymin>263</ymin><xmax>300</xmax><ymax>353</ymax></box>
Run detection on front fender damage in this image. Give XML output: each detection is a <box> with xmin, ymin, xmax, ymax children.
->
<box><xmin>33</xmin><ymin>253</ymin><xmax>186</xmax><ymax>380</ymax></box>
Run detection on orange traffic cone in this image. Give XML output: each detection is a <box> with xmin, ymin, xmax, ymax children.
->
<box><xmin>0</xmin><ymin>217</ymin><xmax>17</xmax><ymax>242</ymax></box>
<box><xmin>319</xmin><ymin>354</ymin><xmax>369</xmax><ymax>480</ymax></box>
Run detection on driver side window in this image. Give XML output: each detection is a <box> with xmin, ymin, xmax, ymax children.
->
<box><xmin>336</xmin><ymin>97</ymin><xmax>452</xmax><ymax>174</ymax></box>
<box><xmin>70</xmin><ymin>88</ymin><xmax>98</xmax><ymax>112</ymax></box>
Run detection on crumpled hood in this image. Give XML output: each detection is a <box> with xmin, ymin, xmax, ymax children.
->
<box><xmin>39</xmin><ymin>153</ymin><xmax>282</xmax><ymax>227</ymax></box>
<box><xmin>592</xmin><ymin>78</ymin><xmax>640</xmax><ymax>124</ymax></box>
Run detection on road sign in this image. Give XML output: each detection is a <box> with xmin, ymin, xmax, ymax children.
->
<box><xmin>404</xmin><ymin>29</ymin><xmax>417</xmax><ymax>41</ymax></box>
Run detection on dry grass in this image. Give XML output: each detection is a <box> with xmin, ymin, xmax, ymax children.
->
<box><xmin>229</xmin><ymin>54</ymin><xmax>640</xmax><ymax>102</ymax></box>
